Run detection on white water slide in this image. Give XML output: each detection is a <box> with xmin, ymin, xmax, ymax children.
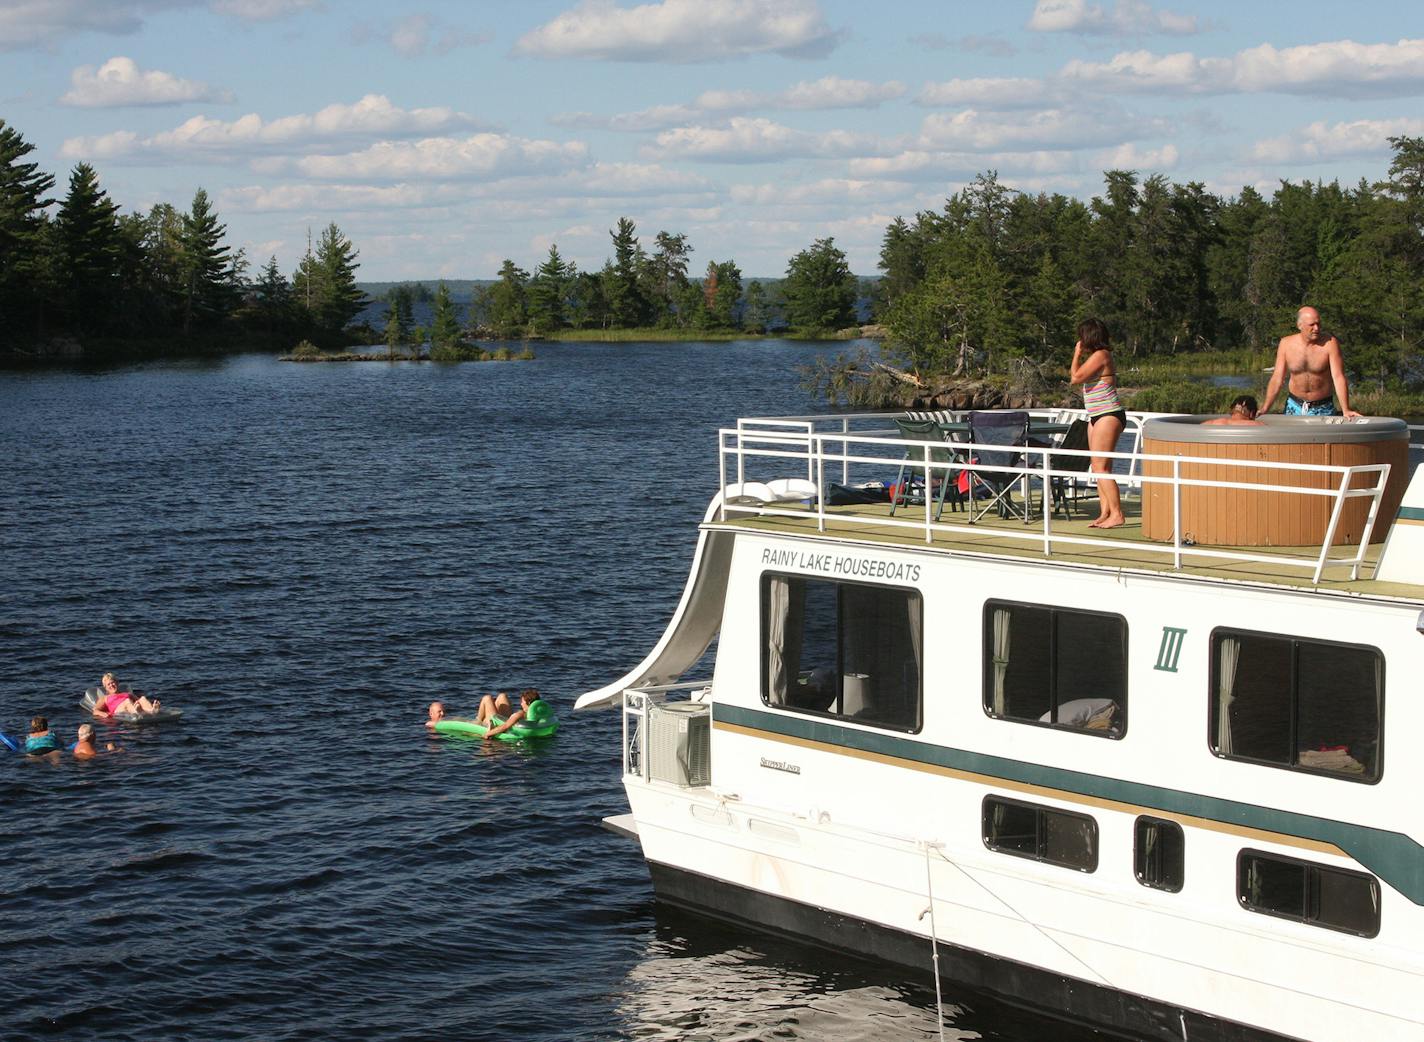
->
<box><xmin>573</xmin><ymin>496</ymin><xmax>737</xmax><ymax>710</ymax></box>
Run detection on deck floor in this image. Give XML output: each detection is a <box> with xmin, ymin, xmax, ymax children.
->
<box><xmin>716</xmin><ymin>492</ymin><xmax>1420</xmax><ymax>599</ymax></box>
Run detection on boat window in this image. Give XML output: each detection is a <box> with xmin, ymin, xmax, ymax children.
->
<box><xmin>761</xmin><ymin>573</ymin><xmax>922</xmax><ymax>732</ymax></box>
<box><xmin>982</xmin><ymin>600</ymin><xmax>1127</xmax><ymax>738</ymax></box>
<box><xmin>1237</xmin><ymin>850</ymin><xmax>1380</xmax><ymax>937</ymax></box>
<box><xmin>1134</xmin><ymin>817</ymin><xmax>1184</xmax><ymax>892</ymax></box>
<box><xmin>1209</xmin><ymin>629</ymin><xmax>1382</xmax><ymax>782</ymax></box>
<box><xmin>982</xmin><ymin>796</ymin><xmax>1097</xmax><ymax>872</ymax></box>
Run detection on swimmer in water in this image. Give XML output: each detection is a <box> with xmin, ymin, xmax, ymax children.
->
<box><xmin>24</xmin><ymin>716</ymin><xmax>64</xmax><ymax>760</ymax></box>
<box><xmin>476</xmin><ymin>688</ymin><xmax>542</xmax><ymax>742</ymax></box>
<box><xmin>426</xmin><ymin>702</ymin><xmax>445</xmax><ymax>728</ymax></box>
<box><xmin>93</xmin><ymin>672</ymin><xmax>160</xmax><ymax>718</ymax></box>
<box><xmin>72</xmin><ymin>723</ymin><xmax>117</xmax><ymax>760</ymax></box>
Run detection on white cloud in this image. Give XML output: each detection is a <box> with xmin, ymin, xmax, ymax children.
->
<box><xmin>1094</xmin><ymin>141</ymin><xmax>1179</xmax><ymax>169</ymax></box>
<box><xmin>59</xmin><ymin>94</ymin><xmax>488</xmax><ymax>160</ymax></box>
<box><xmin>210</xmin><ymin>0</ymin><xmax>318</xmax><ymax>20</ymax></box>
<box><xmin>514</xmin><ymin>0</ymin><xmax>841</xmax><ymax>62</ymax></box>
<box><xmin>916</xmin><ymin>77</ymin><xmax>1054</xmax><ymax>109</ymax></box>
<box><xmin>218</xmin><ymin>162</ymin><xmax>706</xmax><ymax>214</ymax></box>
<box><xmin>60</xmin><ymin>56</ymin><xmax>231</xmax><ymax>107</ymax></box>
<box><xmin>382</xmin><ymin>13</ymin><xmax>491</xmax><ymax>57</ymax></box>
<box><xmin>553</xmin><ymin>76</ymin><xmax>903</xmax><ymax>130</ymax></box>
<box><xmin>848</xmin><ymin>148</ymin><xmax>1077</xmax><ymax>181</ymax></box>
<box><xmin>552</xmin><ymin>104</ymin><xmax>703</xmax><ymax>131</ymax></box>
<box><xmin>0</xmin><ymin>0</ymin><xmax>317</xmax><ymax>48</ymax></box>
<box><xmin>649</xmin><ymin>116</ymin><xmax>891</xmax><ymax>162</ymax></box>
<box><xmin>773</xmin><ymin>76</ymin><xmax>905</xmax><ymax>109</ymax></box>
<box><xmin>294</xmin><ymin>134</ymin><xmax>588</xmax><ymax>181</ymax></box>
<box><xmin>1027</xmin><ymin>0</ymin><xmax>1201</xmax><ymax>37</ymax></box>
<box><xmin>1062</xmin><ymin>38</ymin><xmax>1424</xmax><ymax>98</ymax></box>
<box><xmin>917</xmin><ymin>106</ymin><xmax>1165</xmax><ymax>153</ymax></box>
<box><xmin>219</xmin><ymin>182</ymin><xmax>460</xmax><ymax>213</ymax></box>
<box><xmin>1250</xmin><ymin>118</ymin><xmax>1424</xmax><ymax>164</ymax></box>
<box><xmin>729</xmin><ymin>178</ymin><xmax>912</xmax><ymax>206</ymax></box>
<box><xmin>0</xmin><ymin>0</ymin><xmax>191</xmax><ymax>51</ymax></box>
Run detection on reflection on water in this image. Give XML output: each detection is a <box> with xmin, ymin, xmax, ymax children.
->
<box><xmin>613</xmin><ymin>907</ymin><xmax>1107</xmax><ymax>1042</ymax></box>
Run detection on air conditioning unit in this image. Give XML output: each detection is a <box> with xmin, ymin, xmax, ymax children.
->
<box><xmin>648</xmin><ymin>701</ymin><xmax>711</xmax><ymax>787</ymax></box>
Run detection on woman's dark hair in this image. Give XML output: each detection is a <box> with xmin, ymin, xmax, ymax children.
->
<box><xmin>1077</xmin><ymin>317</ymin><xmax>1110</xmax><ymax>352</ymax></box>
<box><xmin>30</xmin><ymin>716</ymin><xmax>47</xmax><ymax>733</ymax></box>
<box><xmin>520</xmin><ymin>688</ymin><xmax>540</xmax><ymax>703</ymax></box>
<box><xmin>1230</xmin><ymin>394</ymin><xmax>1259</xmax><ymax>413</ymax></box>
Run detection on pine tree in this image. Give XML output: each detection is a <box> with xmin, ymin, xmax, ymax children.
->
<box><xmin>250</xmin><ymin>255</ymin><xmax>293</xmax><ymax>342</ymax></box>
<box><xmin>650</xmin><ymin>231</ymin><xmax>691</xmax><ymax>325</ymax></box>
<box><xmin>56</xmin><ymin>162</ymin><xmax>122</xmax><ymax>331</ymax></box>
<box><xmin>528</xmin><ymin>245</ymin><xmax>571</xmax><ymax>332</ymax></box>
<box><xmin>319</xmin><ymin>223</ymin><xmax>364</xmax><ymax>334</ymax></box>
<box><xmin>430</xmin><ymin>281</ymin><xmax>460</xmax><ymax>345</ymax></box>
<box><xmin>178</xmin><ymin>188</ymin><xmax>233</xmax><ymax>332</ymax></box>
<box><xmin>384</xmin><ymin>297</ymin><xmax>406</xmax><ymax>353</ymax></box>
<box><xmin>605</xmin><ymin>217</ymin><xmax>648</xmax><ymax>327</ymax></box>
<box><xmin>0</xmin><ymin>120</ymin><xmax>56</xmax><ymax>332</ymax></box>
<box><xmin>486</xmin><ymin>260</ymin><xmax>529</xmax><ymax>337</ymax></box>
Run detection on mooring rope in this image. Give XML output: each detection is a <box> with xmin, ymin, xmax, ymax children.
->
<box><xmin>920</xmin><ymin>840</ymin><xmax>947</xmax><ymax>1042</ymax></box>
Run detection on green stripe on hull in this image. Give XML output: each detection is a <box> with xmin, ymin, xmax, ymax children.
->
<box><xmin>713</xmin><ymin>703</ymin><xmax>1424</xmax><ymax>905</ymax></box>
<box><xmin>1399</xmin><ymin>506</ymin><xmax>1424</xmax><ymax>522</ymax></box>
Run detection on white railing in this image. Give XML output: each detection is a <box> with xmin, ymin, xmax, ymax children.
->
<box><xmin>718</xmin><ymin>415</ymin><xmax>1393</xmax><ymax>586</ymax></box>
<box><xmin>620</xmin><ymin>681</ymin><xmax>710</xmax><ymax>781</ymax></box>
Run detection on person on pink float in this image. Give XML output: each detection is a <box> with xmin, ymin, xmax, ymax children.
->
<box><xmin>93</xmin><ymin>672</ymin><xmax>160</xmax><ymax>718</ymax></box>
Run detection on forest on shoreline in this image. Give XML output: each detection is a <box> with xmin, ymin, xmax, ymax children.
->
<box><xmin>3</xmin><ymin>113</ymin><xmax>1421</xmax><ymax>413</ymax></box>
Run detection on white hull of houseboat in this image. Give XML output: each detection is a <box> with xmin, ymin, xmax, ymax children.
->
<box><xmin>583</xmin><ymin>410</ymin><xmax>1424</xmax><ymax>1042</ymax></box>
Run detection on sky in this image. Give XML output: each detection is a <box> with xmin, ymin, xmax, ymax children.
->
<box><xmin>1</xmin><ymin>0</ymin><xmax>1421</xmax><ymax>280</ymax></box>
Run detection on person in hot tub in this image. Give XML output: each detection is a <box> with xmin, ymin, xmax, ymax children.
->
<box><xmin>1203</xmin><ymin>395</ymin><xmax>1265</xmax><ymax>426</ymax></box>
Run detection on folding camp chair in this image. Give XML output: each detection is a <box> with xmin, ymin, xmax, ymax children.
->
<box><xmin>966</xmin><ymin>411</ymin><xmax>1031</xmax><ymax>523</ymax></box>
<box><xmin>889</xmin><ymin>417</ymin><xmax>962</xmax><ymax>521</ymax></box>
<box><xmin>1049</xmin><ymin>418</ymin><xmax>1095</xmax><ymax>519</ymax></box>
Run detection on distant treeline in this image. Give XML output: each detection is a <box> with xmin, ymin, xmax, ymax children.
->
<box><xmin>397</xmin><ymin>218</ymin><xmax>868</xmax><ymax>340</ymax></box>
<box><xmin>878</xmin><ymin>137</ymin><xmax>1424</xmax><ymax>388</ymax></box>
<box><xmin>0</xmin><ymin>120</ymin><xmax>368</xmax><ymax>355</ymax></box>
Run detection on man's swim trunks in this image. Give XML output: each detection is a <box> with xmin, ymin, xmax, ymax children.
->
<box><xmin>1285</xmin><ymin>393</ymin><xmax>1339</xmax><ymax>416</ymax></box>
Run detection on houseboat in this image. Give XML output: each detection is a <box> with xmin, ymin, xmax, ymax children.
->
<box><xmin>576</xmin><ymin>409</ymin><xmax>1424</xmax><ymax>1042</ymax></box>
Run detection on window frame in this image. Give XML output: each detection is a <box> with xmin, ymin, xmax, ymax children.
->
<box><xmin>981</xmin><ymin>794</ymin><xmax>1099</xmax><ymax>873</ymax></box>
<box><xmin>1236</xmin><ymin>849</ymin><xmax>1381</xmax><ymax>939</ymax></box>
<box><xmin>981</xmin><ymin>598</ymin><xmax>1128</xmax><ymax>739</ymax></box>
<box><xmin>1133</xmin><ymin>816</ymin><xmax>1185</xmax><ymax>893</ymax></box>
<box><xmin>1208</xmin><ymin>626</ymin><xmax>1384</xmax><ymax>784</ymax></box>
<box><xmin>758</xmin><ymin>571</ymin><xmax>924</xmax><ymax>734</ymax></box>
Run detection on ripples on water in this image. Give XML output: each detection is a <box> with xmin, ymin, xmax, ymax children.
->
<box><xmin>1</xmin><ymin>343</ymin><xmax>1102</xmax><ymax>1041</ymax></box>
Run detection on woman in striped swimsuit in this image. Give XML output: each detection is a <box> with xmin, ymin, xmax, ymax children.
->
<box><xmin>1069</xmin><ymin>317</ymin><xmax>1125</xmax><ymax>529</ymax></box>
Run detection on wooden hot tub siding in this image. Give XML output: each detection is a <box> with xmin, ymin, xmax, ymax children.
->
<box><xmin>1141</xmin><ymin>437</ymin><xmax>1408</xmax><ymax>546</ymax></box>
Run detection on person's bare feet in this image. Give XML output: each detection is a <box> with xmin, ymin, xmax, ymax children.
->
<box><xmin>1096</xmin><ymin>515</ymin><xmax>1125</xmax><ymax>530</ymax></box>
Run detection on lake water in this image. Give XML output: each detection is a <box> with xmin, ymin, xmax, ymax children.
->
<box><xmin>1</xmin><ymin>342</ymin><xmax>1104</xmax><ymax>1041</ymax></box>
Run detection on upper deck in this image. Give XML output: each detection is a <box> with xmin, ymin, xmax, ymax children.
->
<box><xmin>713</xmin><ymin>409</ymin><xmax>1424</xmax><ymax>603</ymax></box>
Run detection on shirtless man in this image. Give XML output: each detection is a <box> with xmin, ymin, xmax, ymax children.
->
<box><xmin>1260</xmin><ymin>307</ymin><xmax>1360</xmax><ymax>417</ymax></box>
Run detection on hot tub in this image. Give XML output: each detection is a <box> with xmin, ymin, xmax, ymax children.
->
<box><xmin>1140</xmin><ymin>415</ymin><xmax>1408</xmax><ymax>546</ymax></box>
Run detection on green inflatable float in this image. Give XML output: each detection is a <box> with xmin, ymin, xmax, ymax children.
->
<box><xmin>434</xmin><ymin>699</ymin><xmax>558</xmax><ymax>741</ymax></box>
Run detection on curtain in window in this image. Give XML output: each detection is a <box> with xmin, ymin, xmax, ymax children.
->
<box><xmin>906</xmin><ymin>594</ymin><xmax>922</xmax><ymax>695</ymax></box>
<box><xmin>991</xmin><ymin>607</ymin><xmax>1012</xmax><ymax>716</ymax></box>
<box><xmin>1216</xmin><ymin>637</ymin><xmax>1240</xmax><ymax>755</ymax></box>
<box><xmin>766</xmin><ymin>577</ymin><xmax>790</xmax><ymax>704</ymax></box>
